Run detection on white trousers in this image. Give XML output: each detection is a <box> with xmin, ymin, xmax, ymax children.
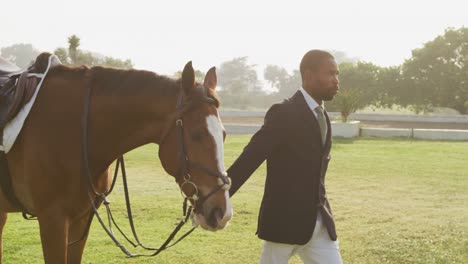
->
<box><xmin>259</xmin><ymin>212</ymin><xmax>343</xmax><ymax>264</ymax></box>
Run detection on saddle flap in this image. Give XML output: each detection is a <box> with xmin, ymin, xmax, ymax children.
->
<box><xmin>5</xmin><ymin>73</ymin><xmax>39</xmax><ymax>121</ymax></box>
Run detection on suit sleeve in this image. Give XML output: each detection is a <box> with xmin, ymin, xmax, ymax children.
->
<box><xmin>227</xmin><ymin>103</ymin><xmax>286</xmax><ymax>197</ymax></box>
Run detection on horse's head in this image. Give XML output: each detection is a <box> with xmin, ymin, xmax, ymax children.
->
<box><xmin>159</xmin><ymin>62</ymin><xmax>232</xmax><ymax>231</ymax></box>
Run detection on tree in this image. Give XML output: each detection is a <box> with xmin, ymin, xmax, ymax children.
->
<box><xmin>0</xmin><ymin>43</ymin><xmax>40</xmax><ymax>68</ymax></box>
<box><xmin>326</xmin><ymin>61</ymin><xmax>381</xmax><ymax>119</ymax></box>
<box><xmin>55</xmin><ymin>36</ymin><xmax>133</xmax><ymax>69</ymax></box>
<box><xmin>264</xmin><ymin>65</ymin><xmax>301</xmax><ymax>99</ymax></box>
<box><xmin>102</xmin><ymin>56</ymin><xmax>133</xmax><ymax>69</ymax></box>
<box><xmin>375</xmin><ymin>66</ymin><xmax>401</xmax><ymax>108</ymax></box>
<box><xmin>75</xmin><ymin>50</ymin><xmax>96</xmax><ymax>66</ymax></box>
<box><xmin>331</xmin><ymin>89</ymin><xmax>361</xmax><ymax>122</ymax></box>
<box><xmin>53</xmin><ymin>48</ymin><xmax>69</xmax><ymax>64</ymax></box>
<box><xmin>399</xmin><ymin>27</ymin><xmax>468</xmax><ymax>114</ymax></box>
<box><xmin>217</xmin><ymin>57</ymin><xmax>261</xmax><ymax>109</ymax></box>
<box><xmin>264</xmin><ymin>65</ymin><xmax>288</xmax><ymax>90</ymax></box>
<box><xmin>68</xmin><ymin>35</ymin><xmax>80</xmax><ymax>64</ymax></box>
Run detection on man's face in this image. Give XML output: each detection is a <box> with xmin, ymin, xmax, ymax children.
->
<box><xmin>304</xmin><ymin>58</ymin><xmax>340</xmax><ymax>102</ymax></box>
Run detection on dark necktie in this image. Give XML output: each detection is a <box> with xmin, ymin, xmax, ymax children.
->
<box><xmin>315</xmin><ymin>106</ymin><xmax>327</xmax><ymax>145</ymax></box>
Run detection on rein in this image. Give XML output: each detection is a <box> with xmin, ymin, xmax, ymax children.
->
<box><xmin>75</xmin><ymin>80</ymin><xmax>230</xmax><ymax>258</ymax></box>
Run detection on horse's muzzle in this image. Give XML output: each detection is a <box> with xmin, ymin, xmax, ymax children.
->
<box><xmin>194</xmin><ymin>193</ymin><xmax>233</xmax><ymax>231</ymax></box>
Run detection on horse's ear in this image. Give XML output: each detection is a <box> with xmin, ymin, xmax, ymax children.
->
<box><xmin>204</xmin><ymin>66</ymin><xmax>217</xmax><ymax>90</ymax></box>
<box><xmin>181</xmin><ymin>61</ymin><xmax>195</xmax><ymax>94</ymax></box>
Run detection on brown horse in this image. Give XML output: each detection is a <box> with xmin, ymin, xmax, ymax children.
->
<box><xmin>0</xmin><ymin>56</ymin><xmax>232</xmax><ymax>263</ymax></box>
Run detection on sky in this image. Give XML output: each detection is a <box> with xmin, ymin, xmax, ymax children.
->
<box><xmin>2</xmin><ymin>0</ymin><xmax>467</xmax><ymax>76</ymax></box>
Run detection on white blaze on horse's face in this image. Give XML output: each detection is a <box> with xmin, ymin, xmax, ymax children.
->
<box><xmin>207</xmin><ymin>113</ymin><xmax>232</xmax><ymax>224</ymax></box>
<box><xmin>193</xmin><ymin>112</ymin><xmax>232</xmax><ymax>230</ymax></box>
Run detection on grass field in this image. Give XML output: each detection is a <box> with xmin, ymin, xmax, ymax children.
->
<box><xmin>3</xmin><ymin>136</ymin><xmax>468</xmax><ymax>263</ymax></box>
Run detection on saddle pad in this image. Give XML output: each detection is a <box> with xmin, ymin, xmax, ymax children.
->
<box><xmin>0</xmin><ymin>55</ymin><xmax>61</xmax><ymax>153</ymax></box>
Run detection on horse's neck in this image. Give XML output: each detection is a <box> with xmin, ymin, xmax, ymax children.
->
<box><xmin>85</xmin><ymin>68</ymin><xmax>179</xmax><ymax>173</ymax></box>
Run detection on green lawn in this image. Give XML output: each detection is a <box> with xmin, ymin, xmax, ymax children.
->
<box><xmin>3</xmin><ymin>136</ymin><xmax>468</xmax><ymax>263</ymax></box>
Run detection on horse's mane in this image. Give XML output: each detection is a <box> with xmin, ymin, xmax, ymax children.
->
<box><xmin>48</xmin><ymin>64</ymin><xmax>220</xmax><ymax>107</ymax></box>
<box><xmin>90</xmin><ymin>66</ymin><xmax>182</xmax><ymax>97</ymax></box>
<box><xmin>88</xmin><ymin>66</ymin><xmax>221</xmax><ymax>107</ymax></box>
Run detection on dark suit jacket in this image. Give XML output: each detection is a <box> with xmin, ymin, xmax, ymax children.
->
<box><xmin>227</xmin><ymin>90</ymin><xmax>337</xmax><ymax>245</ymax></box>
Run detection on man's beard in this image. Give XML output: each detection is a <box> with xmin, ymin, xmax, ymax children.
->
<box><xmin>323</xmin><ymin>90</ymin><xmax>337</xmax><ymax>101</ymax></box>
<box><xmin>311</xmin><ymin>79</ymin><xmax>338</xmax><ymax>101</ymax></box>
<box><xmin>318</xmin><ymin>82</ymin><xmax>338</xmax><ymax>101</ymax></box>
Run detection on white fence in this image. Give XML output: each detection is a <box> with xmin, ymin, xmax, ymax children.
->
<box><xmin>221</xmin><ymin>111</ymin><xmax>468</xmax><ymax>140</ymax></box>
<box><xmin>225</xmin><ymin>124</ymin><xmax>468</xmax><ymax>141</ymax></box>
<box><xmin>220</xmin><ymin>110</ymin><xmax>468</xmax><ymax>124</ymax></box>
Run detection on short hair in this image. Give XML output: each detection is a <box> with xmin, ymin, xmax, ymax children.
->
<box><xmin>300</xmin><ymin>50</ymin><xmax>334</xmax><ymax>77</ymax></box>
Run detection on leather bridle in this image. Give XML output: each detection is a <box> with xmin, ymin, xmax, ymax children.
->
<box><xmin>169</xmin><ymin>88</ymin><xmax>231</xmax><ymax>214</ymax></box>
<box><xmin>75</xmin><ymin>80</ymin><xmax>230</xmax><ymax>258</ymax></box>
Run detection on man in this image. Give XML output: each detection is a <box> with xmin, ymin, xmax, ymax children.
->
<box><xmin>227</xmin><ymin>50</ymin><xmax>342</xmax><ymax>263</ymax></box>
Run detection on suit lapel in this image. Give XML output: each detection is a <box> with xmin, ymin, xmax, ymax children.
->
<box><xmin>323</xmin><ymin>110</ymin><xmax>332</xmax><ymax>155</ymax></box>
<box><xmin>292</xmin><ymin>91</ymin><xmax>323</xmax><ymax>149</ymax></box>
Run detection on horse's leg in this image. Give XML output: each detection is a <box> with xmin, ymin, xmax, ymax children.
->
<box><xmin>38</xmin><ymin>208</ymin><xmax>70</xmax><ymax>264</ymax></box>
<box><xmin>68</xmin><ymin>170</ymin><xmax>110</xmax><ymax>264</ymax></box>
<box><xmin>0</xmin><ymin>212</ymin><xmax>7</xmax><ymax>264</ymax></box>
<box><xmin>67</xmin><ymin>211</ymin><xmax>92</xmax><ymax>264</ymax></box>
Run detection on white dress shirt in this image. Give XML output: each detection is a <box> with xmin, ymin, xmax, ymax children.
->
<box><xmin>299</xmin><ymin>87</ymin><xmax>328</xmax><ymax>137</ymax></box>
